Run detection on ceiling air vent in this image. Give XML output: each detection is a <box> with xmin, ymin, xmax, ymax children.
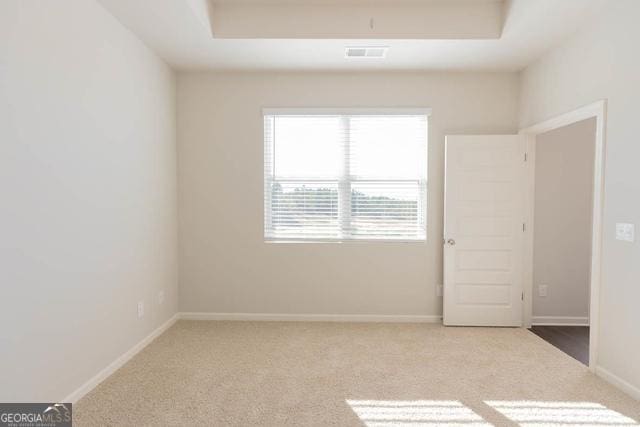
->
<box><xmin>345</xmin><ymin>46</ymin><xmax>388</xmax><ymax>59</ymax></box>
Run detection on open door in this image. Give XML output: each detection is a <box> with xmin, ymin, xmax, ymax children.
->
<box><xmin>443</xmin><ymin>135</ymin><xmax>526</xmax><ymax>326</ymax></box>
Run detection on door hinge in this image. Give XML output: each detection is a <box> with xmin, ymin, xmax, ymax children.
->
<box><xmin>524</xmin><ymin>152</ymin><xmax>528</xmax><ymax>162</ymax></box>
<box><xmin>522</xmin><ymin>292</ymin><xmax>524</xmax><ymax>301</ymax></box>
<box><xmin>522</xmin><ymin>222</ymin><xmax>526</xmax><ymax>232</ymax></box>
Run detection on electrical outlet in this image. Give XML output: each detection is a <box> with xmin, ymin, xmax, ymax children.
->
<box><xmin>538</xmin><ymin>284</ymin><xmax>548</xmax><ymax>297</ymax></box>
<box><xmin>436</xmin><ymin>284</ymin><xmax>443</xmax><ymax>297</ymax></box>
<box><xmin>616</xmin><ymin>223</ymin><xmax>635</xmax><ymax>242</ymax></box>
<box><xmin>158</xmin><ymin>290</ymin><xmax>165</xmax><ymax>305</ymax></box>
<box><xmin>137</xmin><ymin>301</ymin><xmax>145</xmax><ymax>318</ymax></box>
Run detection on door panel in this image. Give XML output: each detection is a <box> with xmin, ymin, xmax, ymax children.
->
<box><xmin>443</xmin><ymin>135</ymin><xmax>526</xmax><ymax>326</ymax></box>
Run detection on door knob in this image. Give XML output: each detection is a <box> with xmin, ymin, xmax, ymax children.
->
<box><xmin>447</xmin><ymin>238</ymin><xmax>456</xmax><ymax>246</ymax></box>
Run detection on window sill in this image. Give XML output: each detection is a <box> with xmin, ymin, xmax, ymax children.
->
<box><xmin>264</xmin><ymin>238</ymin><xmax>427</xmax><ymax>244</ymax></box>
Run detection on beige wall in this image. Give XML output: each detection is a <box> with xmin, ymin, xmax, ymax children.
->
<box><xmin>520</xmin><ymin>0</ymin><xmax>640</xmax><ymax>393</ymax></box>
<box><xmin>533</xmin><ymin>118</ymin><xmax>596</xmax><ymax>321</ymax></box>
<box><xmin>177</xmin><ymin>71</ymin><xmax>519</xmax><ymax>316</ymax></box>
<box><xmin>0</xmin><ymin>0</ymin><xmax>178</xmax><ymax>401</ymax></box>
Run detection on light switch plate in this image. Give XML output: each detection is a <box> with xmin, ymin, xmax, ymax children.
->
<box><xmin>137</xmin><ymin>301</ymin><xmax>145</xmax><ymax>318</ymax></box>
<box><xmin>616</xmin><ymin>223</ymin><xmax>635</xmax><ymax>242</ymax></box>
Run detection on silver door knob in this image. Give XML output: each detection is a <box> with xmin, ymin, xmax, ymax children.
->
<box><xmin>447</xmin><ymin>238</ymin><xmax>456</xmax><ymax>246</ymax></box>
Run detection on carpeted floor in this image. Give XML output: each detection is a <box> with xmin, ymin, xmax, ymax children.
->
<box><xmin>74</xmin><ymin>321</ymin><xmax>640</xmax><ymax>426</ymax></box>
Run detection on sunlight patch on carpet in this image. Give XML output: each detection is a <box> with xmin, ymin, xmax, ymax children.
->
<box><xmin>346</xmin><ymin>399</ymin><xmax>491</xmax><ymax>427</ymax></box>
<box><xmin>485</xmin><ymin>400</ymin><xmax>640</xmax><ymax>427</ymax></box>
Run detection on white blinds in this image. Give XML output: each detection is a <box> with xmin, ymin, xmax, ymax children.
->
<box><xmin>264</xmin><ymin>110</ymin><xmax>428</xmax><ymax>241</ymax></box>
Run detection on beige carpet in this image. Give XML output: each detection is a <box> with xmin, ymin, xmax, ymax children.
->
<box><xmin>75</xmin><ymin>321</ymin><xmax>640</xmax><ymax>426</ymax></box>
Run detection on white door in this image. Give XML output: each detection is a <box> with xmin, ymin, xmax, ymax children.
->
<box><xmin>443</xmin><ymin>135</ymin><xmax>526</xmax><ymax>326</ymax></box>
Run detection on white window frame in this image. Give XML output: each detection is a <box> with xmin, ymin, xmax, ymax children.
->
<box><xmin>264</xmin><ymin>107</ymin><xmax>431</xmax><ymax>243</ymax></box>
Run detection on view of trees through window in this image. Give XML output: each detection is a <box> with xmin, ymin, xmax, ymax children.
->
<box><xmin>271</xmin><ymin>182</ymin><xmax>419</xmax><ymax>238</ymax></box>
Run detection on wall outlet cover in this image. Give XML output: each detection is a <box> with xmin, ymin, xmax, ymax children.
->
<box><xmin>538</xmin><ymin>284</ymin><xmax>548</xmax><ymax>297</ymax></box>
<box><xmin>137</xmin><ymin>301</ymin><xmax>144</xmax><ymax>318</ymax></box>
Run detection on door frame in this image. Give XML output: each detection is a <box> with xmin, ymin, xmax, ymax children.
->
<box><xmin>519</xmin><ymin>100</ymin><xmax>607</xmax><ymax>372</ymax></box>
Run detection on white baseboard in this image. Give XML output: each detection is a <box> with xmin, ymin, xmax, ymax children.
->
<box><xmin>63</xmin><ymin>313</ymin><xmax>179</xmax><ymax>404</ymax></box>
<box><xmin>180</xmin><ymin>312</ymin><xmax>442</xmax><ymax>323</ymax></box>
<box><xmin>596</xmin><ymin>366</ymin><xmax>640</xmax><ymax>401</ymax></box>
<box><xmin>531</xmin><ymin>316</ymin><xmax>589</xmax><ymax>326</ymax></box>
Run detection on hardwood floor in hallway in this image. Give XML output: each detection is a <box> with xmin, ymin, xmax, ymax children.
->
<box><xmin>529</xmin><ymin>325</ymin><xmax>590</xmax><ymax>365</ymax></box>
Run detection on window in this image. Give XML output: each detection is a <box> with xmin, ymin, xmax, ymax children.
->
<box><xmin>264</xmin><ymin>109</ymin><xmax>428</xmax><ymax>242</ymax></box>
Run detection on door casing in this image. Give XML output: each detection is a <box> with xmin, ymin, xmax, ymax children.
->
<box><xmin>519</xmin><ymin>100</ymin><xmax>607</xmax><ymax>372</ymax></box>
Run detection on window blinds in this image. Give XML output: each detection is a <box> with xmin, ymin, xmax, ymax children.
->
<box><xmin>264</xmin><ymin>110</ymin><xmax>428</xmax><ymax>241</ymax></box>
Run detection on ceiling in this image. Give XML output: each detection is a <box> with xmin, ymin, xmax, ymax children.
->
<box><xmin>97</xmin><ymin>0</ymin><xmax>606</xmax><ymax>71</ymax></box>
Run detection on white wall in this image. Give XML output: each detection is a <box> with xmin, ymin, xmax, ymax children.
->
<box><xmin>0</xmin><ymin>0</ymin><xmax>178</xmax><ymax>401</ymax></box>
<box><xmin>177</xmin><ymin>71</ymin><xmax>519</xmax><ymax>317</ymax></box>
<box><xmin>533</xmin><ymin>118</ymin><xmax>595</xmax><ymax>322</ymax></box>
<box><xmin>520</xmin><ymin>0</ymin><xmax>640</xmax><ymax>394</ymax></box>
